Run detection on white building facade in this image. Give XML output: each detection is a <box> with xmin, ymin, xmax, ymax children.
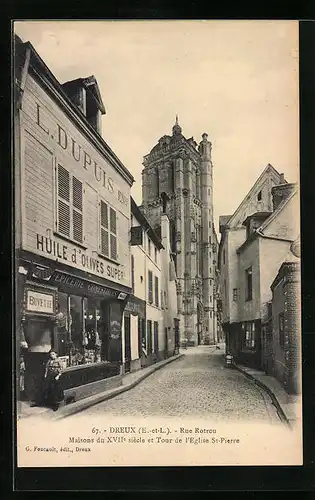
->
<box><xmin>122</xmin><ymin>198</ymin><xmax>179</xmax><ymax>373</ymax></box>
<box><xmin>219</xmin><ymin>162</ymin><xmax>299</xmax><ymax>370</ymax></box>
<box><xmin>15</xmin><ymin>36</ymin><xmax>134</xmax><ymax>406</ymax></box>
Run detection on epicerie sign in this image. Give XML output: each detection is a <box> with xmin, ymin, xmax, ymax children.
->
<box><xmin>26</xmin><ymin>290</ymin><xmax>54</xmax><ymax>314</ymax></box>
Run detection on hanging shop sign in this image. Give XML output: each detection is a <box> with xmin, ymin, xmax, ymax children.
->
<box><xmin>130</xmin><ymin>226</ymin><xmax>143</xmax><ymax>246</ymax></box>
<box><xmin>31</xmin><ymin>263</ymin><xmax>54</xmax><ymax>281</ymax></box>
<box><xmin>124</xmin><ymin>295</ymin><xmax>146</xmax><ymax>317</ymax></box>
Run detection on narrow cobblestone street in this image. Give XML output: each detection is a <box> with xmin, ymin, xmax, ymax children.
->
<box><xmin>70</xmin><ymin>346</ymin><xmax>281</xmax><ymax>423</ymax></box>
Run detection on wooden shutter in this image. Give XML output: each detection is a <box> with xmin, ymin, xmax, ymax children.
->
<box><xmin>148</xmin><ymin>270</ymin><xmax>153</xmax><ymax>303</ymax></box>
<box><xmin>154</xmin><ymin>321</ymin><xmax>159</xmax><ymax>353</ymax></box>
<box><xmin>109</xmin><ymin>207</ymin><xmax>116</xmax><ymax>234</ymax></box>
<box><xmin>73</xmin><ymin>210</ymin><xmax>83</xmax><ymax>242</ymax></box>
<box><xmin>57</xmin><ymin>165</ymin><xmax>70</xmax><ymax>237</ymax></box>
<box><xmin>138</xmin><ymin>316</ymin><xmax>142</xmax><ymax>356</ymax></box>
<box><xmin>72</xmin><ymin>177</ymin><xmax>82</xmax><ymax>211</ymax></box>
<box><xmin>109</xmin><ymin>207</ymin><xmax>117</xmax><ymax>260</ymax></box>
<box><xmin>100</xmin><ymin>201</ymin><xmax>109</xmax><ymax>257</ymax></box>
<box><xmin>58</xmin><ymin>165</ymin><xmax>70</xmax><ymax>201</ymax></box>
<box><xmin>155</xmin><ymin>276</ymin><xmax>159</xmax><ymax>307</ymax></box>
<box><xmin>58</xmin><ymin>200</ymin><xmax>70</xmax><ymax>236</ymax></box>
<box><xmin>147</xmin><ymin>320</ymin><xmax>152</xmax><ymax>353</ymax></box>
<box><xmin>110</xmin><ymin>234</ymin><xmax>117</xmax><ymax>260</ymax></box>
<box><xmin>72</xmin><ymin>176</ymin><xmax>83</xmax><ymax>242</ymax></box>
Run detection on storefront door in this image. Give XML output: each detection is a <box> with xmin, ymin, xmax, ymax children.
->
<box><xmin>124</xmin><ymin>315</ymin><xmax>131</xmax><ymax>373</ymax></box>
<box><xmin>174</xmin><ymin>319</ymin><xmax>180</xmax><ymax>346</ymax></box>
<box><xmin>153</xmin><ymin>321</ymin><xmax>159</xmax><ymax>361</ymax></box>
<box><xmin>23</xmin><ymin>317</ymin><xmax>54</xmax><ymax>402</ymax></box>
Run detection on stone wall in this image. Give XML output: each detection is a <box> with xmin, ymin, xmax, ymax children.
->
<box><xmin>271</xmin><ymin>262</ymin><xmax>301</xmax><ymax>394</ymax></box>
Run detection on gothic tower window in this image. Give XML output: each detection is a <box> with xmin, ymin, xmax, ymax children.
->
<box><xmin>169</xmin><ymin>163</ymin><xmax>175</xmax><ymax>192</ymax></box>
<box><xmin>192</xmin><ymin>167</ymin><xmax>196</xmax><ymax>196</ymax></box>
<box><xmin>156</xmin><ymin>168</ymin><xmax>160</xmax><ymax>197</ymax></box>
<box><xmin>184</xmin><ymin>161</ymin><xmax>189</xmax><ymax>190</ymax></box>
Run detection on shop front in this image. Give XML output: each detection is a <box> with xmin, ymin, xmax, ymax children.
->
<box><xmin>17</xmin><ymin>252</ymin><xmax>131</xmax><ymax>404</ymax></box>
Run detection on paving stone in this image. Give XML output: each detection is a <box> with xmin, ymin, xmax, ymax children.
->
<box><xmin>70</xmin><ymin>347</ymin><xmax>280</xmax><ymax>423</ymax></box>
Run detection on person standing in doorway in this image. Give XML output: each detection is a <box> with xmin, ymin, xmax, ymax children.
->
<box><xmin>19</xmin><ymin>354</ymin><xmax>25</xmax><ymax>397</ymax></box>
<box><xmin>42</xmin><ymin>350</ymin><xmax>64</xmax><ymax>411</ymax></box>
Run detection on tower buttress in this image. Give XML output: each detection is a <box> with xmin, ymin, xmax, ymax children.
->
<box><xmin>198</xmin><ymin>132</ymin><xmax>216</xmax><ymax>344</ymax></box>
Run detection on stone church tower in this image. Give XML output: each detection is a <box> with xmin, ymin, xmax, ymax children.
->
<box><xmin>141</xmin><ymin>117</ymin><xmax>217</xmax><ymax>346</ymax></box>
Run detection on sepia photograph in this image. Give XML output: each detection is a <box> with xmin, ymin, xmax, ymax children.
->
<box><xmin>13</xmin><ymin>19</ymin><xmax>302</xmax><ymax>467</ymax></box>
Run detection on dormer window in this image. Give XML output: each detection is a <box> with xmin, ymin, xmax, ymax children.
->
<box><xmin>62</xmin><ymin>82</ymin><xmax>86</xmax><ymax>115</ymax></box>
<box><xmin>257</xmin><ymin>190</ymin><xmax>262</xmax><ymax>201</ymax></box>
<box><xmin>86</xmin><ymin>89</ymin><xmax>102</xmax><ymax>134</ymax></box>
<box><xmin>243</xmin><ymin>212</ymin><xmax>272</xmax><ymax>240</ymax></box>
<box><xmin>62</xmin><ymin>75</ymin><xmax>106</xmax><ymax>136</ymax></box>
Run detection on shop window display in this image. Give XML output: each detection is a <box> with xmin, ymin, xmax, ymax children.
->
<box><xmin>56</xmin><ymin>293</ymin><xmax>69</xmax><ymax>357</ymax></box>
<box><xmin>83</xmin><ymin>298</ymin><xmax>105</xmax><ymax>364</ymax></box>
<box><xmin>55</xmin><ymin>292</ymin><xmax>110</xmax><ymax>367</ymax></box>
<box><xmin>69</xmin><ymin>295</ymin><xmax>83</xmax><ymax>355</ymax></box>
<box><xmin>68</xmin><ymin>296</ymin><xmax>107</xmax><ymax>366</ymax></box>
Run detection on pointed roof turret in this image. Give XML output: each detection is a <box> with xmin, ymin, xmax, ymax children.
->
<box><xmin>172</xmin><ymin>114</ymin><xmax>182</xmax><ymax>136</ymax></box>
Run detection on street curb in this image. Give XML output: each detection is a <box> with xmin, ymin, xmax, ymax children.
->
<box><xmin>233</xmin><ymin>364</ymin><xmax>291</xmax><ymax>428</ymax></box>
<box><xmin>51</xmin><ymin>353</ymin><xmax>185</xmax><ymax>420</ymax></box>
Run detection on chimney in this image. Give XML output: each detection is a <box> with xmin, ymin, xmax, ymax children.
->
<box><xmin>271</xmin><ymin>183</ymin><xmax>296</xmax><ymax>211</ymax></box>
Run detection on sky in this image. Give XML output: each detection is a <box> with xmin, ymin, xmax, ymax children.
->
<box><xmin>14</xmin><ymin>20</ymin><xmax>299</xmax><ymax>232</ymax></box>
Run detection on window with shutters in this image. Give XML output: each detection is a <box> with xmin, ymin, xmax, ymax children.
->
<box><xmin>155</xmin><ymin>276</ymin><xmax>159</xmax><ymax>307</ymax></box>
<box><xmin>99</xmin><ymin>200</ymin><xmax>117</xmax><ymax>260</ymax></box>
<box><xmin>56</xmin><ymin>164</ymin><xmax>83</xmax><ymax>243</ymax></box>
<box><xmin>148</xmin><ymin>270</ymin><xmax>153</xmax><ymax>303</ymax></box>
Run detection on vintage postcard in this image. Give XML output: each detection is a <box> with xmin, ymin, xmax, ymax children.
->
<box><xmin>13</xmin><ymin>20</ymin><xmax>302</xmax><ymax>467</ymax></box>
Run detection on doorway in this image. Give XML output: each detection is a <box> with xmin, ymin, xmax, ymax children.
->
<box><xmin>23</xmin><ymin>317</ymin><xmax>54</xmax><ymax>403</ymax></box>
<box><xmin>153</xmin><ymin>321</ymin><xmax>159</xmax><ymax>362</ymax></box>
<box><xmin>164</xmin><ymin>327</ymin><xmax>168</xmax><ymax>358</ymax></box>
<box><xmin>124</xmin><ymin>315</ymin><xmax>131</xmax><ymax>373</ymax></box>
<box><xmin>174</xmin><ymin>319</ymin><xmax>180</xmax><ymax>346</ymax></box>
